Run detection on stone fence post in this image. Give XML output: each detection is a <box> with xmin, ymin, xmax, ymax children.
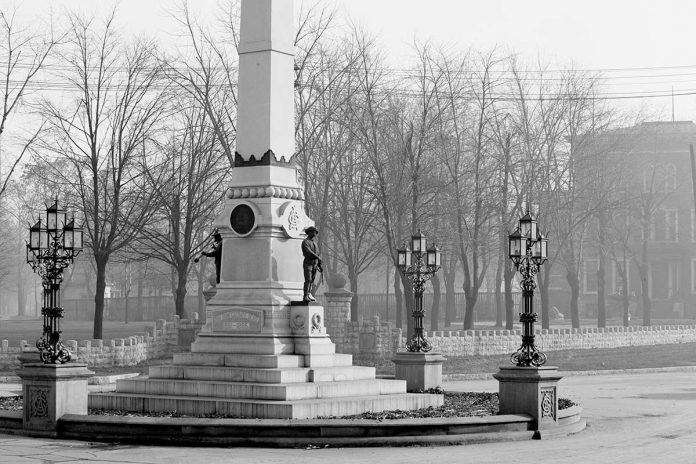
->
<box><xmin>324</xmin><ymin>289</ymin><xmax>353</xmax><ymax>353</ymax></box>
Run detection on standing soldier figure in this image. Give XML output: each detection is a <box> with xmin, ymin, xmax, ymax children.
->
<box><xmin>195</xmin><ymin>232</ymin><xmax>223</xmax><ymax>285</ymax></box>
<box><xmin>301</xmin><ymin>226</ymin><xmax>322</xmax><ymax>302</ymax></box>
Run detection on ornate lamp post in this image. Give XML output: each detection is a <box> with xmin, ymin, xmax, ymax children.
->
<box><xmin>508</xmin><ymin>209</ymin><xmax>548</xmax><ymax>367</ymax></box>
<box><xmin>397</xmin><ymin>231</ymin><xmax>441</xmax><ymax>352</ymax></box>
<box><xmin>26</xmin><ymin>199</ymin><xmax>83</xmax><ymax>364</ymax></box>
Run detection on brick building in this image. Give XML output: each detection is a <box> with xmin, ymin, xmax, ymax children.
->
<box><xmin>574</xmin><ymin>121</ymin><xmax>696</xmax><ymax>320</ymax></box>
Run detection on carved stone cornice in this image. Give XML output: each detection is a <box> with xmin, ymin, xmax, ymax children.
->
<box><xmin>226</xmin><ymin>185</ymin><xmax>305</xmax><ymax>200</ymax></box>
<box><xmin>234</xmin><ymin>150</ymin><xmax>293</xmax><ymax>167</ymax></box>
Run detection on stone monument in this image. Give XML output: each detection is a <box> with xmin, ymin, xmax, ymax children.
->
<box><xmin>90</xmin><ymin>0</ymin><xmax>441</xmax><ymax>418</ymax></box>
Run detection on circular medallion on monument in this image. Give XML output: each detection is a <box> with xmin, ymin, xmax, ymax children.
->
<box><xmin>230</xmin><ymin>204</ymin><xmax>256</xmax><ymax>236</ymax></box>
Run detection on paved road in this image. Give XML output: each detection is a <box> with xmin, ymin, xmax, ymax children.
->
<box><xmin>1</xmin><ymin>371</ymin><xmax>695</xmax><ymax>463</ymax></box>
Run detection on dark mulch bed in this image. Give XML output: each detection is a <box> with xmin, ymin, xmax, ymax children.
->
<box><xmin>331</xmin><ymin>391</ymin><xmax>498</xmax><ymax>420</ymax></box>
<box><xmin>1</xmin><ymin>393</ymin><xmax>576</xmax><ymax>420</ymax></box>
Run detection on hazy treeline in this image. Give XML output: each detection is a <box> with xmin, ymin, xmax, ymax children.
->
<box><xmin>0</xmin><ymin>3</ymin><xmax>658</xmax><ymax>338</ymax></box>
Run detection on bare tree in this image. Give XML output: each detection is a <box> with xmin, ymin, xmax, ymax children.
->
<box><xmin>294</xmin><ymin>4</ymin><xmax>364</xmax><ymax>290</ymax></box>
<box><xmin>348</xmin><ymin>29</ymin><xmax>415</xmax><ymax>331</ymax></box>
<box><xmin>0</xmin><ymin>8</ymin><xmax>59</xmax><ymax>199</ymax></box>
<box><xmin>439</xmin><ymin>49</ymin><xmax>502</xmax><ymax>330</ymax></box>
<box><xmin>36</xmin><ymin>11</ymin><xmax>168</xmax><ymax>338</ymax></box>
<box><xmin>136</xmin><ymin>101</ymin><xmax>229</xmax><ymax>318</ymax></box>
<box><xmin>326</xmin><ymin>139</ymin><xmax>382</xmax><ymax>320</ymax></box>
<box><xmin>165</xmin><ymin>1</ymin><xmax>239</xmax><ymax>165</ymax></box>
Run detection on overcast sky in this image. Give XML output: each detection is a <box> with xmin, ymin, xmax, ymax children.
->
<box><xmin>9</xmin><ymin>0</ymin><xmax>696</xmax><ymax>120</ymax></box>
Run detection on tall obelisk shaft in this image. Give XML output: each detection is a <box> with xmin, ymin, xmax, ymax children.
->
<box><xmin>201</xmin><ymin>0</ymin><xmax>315</xmax><ymax>349</ymax></box>
<box><xmin>236</xmin><ymin>0</ymin><xmax>295</xmax><ymax>163</ymax></box>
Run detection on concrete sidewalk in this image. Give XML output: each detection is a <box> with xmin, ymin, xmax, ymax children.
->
<box><xmin>0</xmin><ymin>369</ymin><xmax>695</xmax><ymax>463</ymax></box>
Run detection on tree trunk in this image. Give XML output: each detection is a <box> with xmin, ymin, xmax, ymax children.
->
<box><xmin>494</xmin><ymin>257</ymin><xmax>504</xmax><ymax>328</ymax></box>
<box><xmin>16</xmin><ymin>265</ymin><xmax>26</xmax><ymax>317</ymax></box>
<box><xmin>597</xmin><ymin>260</ymin><xmax>606</xmax><ymax>328</ymax></box>
<box><xmin>93</xmin><ymin>258</ymin><xmax>108</xmax><ymax>339</ymax></box>
<box><xmin>504</xmin><ymin>261</ymin><xmax>515</xmax><ymax>330</ymax></box>
<box><xmin>394</xmin><ymin>267</ymin><xmax>403</xmax><ymax>329</ymax></box>
<box><xmin>430</xmin><ymin>273</ymin><xmax>441</xmax><ymax>330</ymax></box>
<box><xmin>463</xmin><ymin>289</ymin><xmax>478</xmax><ymax>330</ymax></box>
<box><xmin>597</xmin><ymin>213</ymin><xmax>607</xmax><ymax>328</ymax></box>
<box><xmin>137</xmin><ymin>265</ymin><xmax>144</xmax><ymax>322</ymax></box>
<box><xmin>444</xmin><ymin>255</ymin><xmax>457</xmax><ymax>327</ymax></box>
<box><xmin>639</xmin><ymin>262</ymin><xmax>651</xmax><ymax>327</ymax></box>
<box><xmin>385</xmin><ymin>257</ymin><xmax>391</xmax><ymax>322</ymax></box>
<box><xmin>621</xmin><ymin>253</ymin><xmax>630</xmax><ymax>327</ymax></box>
<box><xmin>400</xmin><ymin>273</ymin><xmax>415</xmax><ymax>339</ymax></box>
<box><xmin>640</xmin><ymin>255</ymin><xmax>651</xmax><ymax>326</ymax></box>
<box><xmin>567</xmin><ymin>268</ymin><xmax>581</xmax><ymax>329</ymax></box>
<box><xmin>640</xmin><ymin>214</ymin><xmax>651</xmax><ymax>326</ymax></box>
<box><xmin>197</xmin><ymin>259</ymin><xmax>205</xmax><ymax>316</ymax></box>
<box><xmin>539</xmin><ymin>265</ymin><xmax>551</xmax><ymax>329</ymax></box>
<box><xmin>174</xmin><ymin>265</ymin><xmax>188</xmax><ymax>318</ymax></box>
<box><xmin>349</xmin><ymin>272</ymin><xmax>359</xmax><ymax>322</ymax></box>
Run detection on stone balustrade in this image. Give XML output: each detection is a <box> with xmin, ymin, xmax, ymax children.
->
<box><xmin>423</xmin><ymin>324</ymin><xmax>696</xmax><ymax>356</ymax></box>
<box><xmin>323</xmin><ymin>289</ymin><xmax>696</xmax><ymax>358</ymax></box>
<box><xmin>0</xmin><ymin>314</ymin><xmax>204</xmax><ymax>370</ymax></box>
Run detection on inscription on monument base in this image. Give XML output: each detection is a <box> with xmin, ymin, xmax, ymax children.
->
<box><xmin>212</xmin><ymin>307</ymin><xmax>264</xmax><ymax>333</ymax></box>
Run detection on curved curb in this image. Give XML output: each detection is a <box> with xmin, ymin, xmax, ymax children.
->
<box><xmin>0</xmin><ymin>407</ymin><xmax>585</xmax><ymax>447</ymax></box>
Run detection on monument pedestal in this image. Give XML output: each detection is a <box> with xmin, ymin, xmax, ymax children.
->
<box><xmin>493</xmin><ymin>366</ymin><xmax>564</xmax><ymax>430</ymax></box>
<box><xmin>90</xmin><ymin>302</ymin><xmax>443</xmax><ymax>419</ymax></box>
<box><xmin>392</xmin><ymin>351</ymin><xmax>445</xmax><ymax>392</ymax></box>
<box><xmin>16</xmin><ymin>362</ymin><xmax>94</xmax><ymax>435</ymax></box>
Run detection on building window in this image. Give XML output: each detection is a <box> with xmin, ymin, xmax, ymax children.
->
<box><xmin>651</xmin><ymin>262</ymin><xmax>678</xmax><ymax>299</ymax></box>
<box><xmin>651</xmin><ymin>208</ymin><xmax>678</xmax><ymax>241</ymax></box>
<box><xmin>643</xmin><ymin>163</ymin><xmax>676</xmax><ymax>193</ymax></box>
<box><xmin>583</xmin><ymin>259</ymin><xmax>599</xmax><ymax>294</ymax></box>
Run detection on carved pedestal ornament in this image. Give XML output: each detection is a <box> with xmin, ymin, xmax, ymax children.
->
<box><xmin>541</xmin><ymin>386</ymin><xmax>556</xmax><ymax>420</ymax></box>
<box><xmin>29</xmin><ymin>387</ymin><xmax>49</xmax><ymax>419</ymax></box>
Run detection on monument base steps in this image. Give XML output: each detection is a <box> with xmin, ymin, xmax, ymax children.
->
<box><xmin>88</xmin><ymin>392</ymin><xmax>439</xmax><ymax>420</ymax></box>
<box><xmin>91</xmin><ymin>306</ymin><xmax>442</xmax><ymax>418</ymax></box>
<box><xmin>112</xmin><ymin>377</ymin><xmax>406</xmax><ymax>400</ymax></box>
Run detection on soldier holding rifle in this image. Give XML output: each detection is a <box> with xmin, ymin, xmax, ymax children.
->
<box><xmin>301</xmin><ymin>226</ymin><xmax>322</xmax><ymax>302</ymax></box>
<box><xmin>194</xmin><ymin>230</ymin><xmax>222</xmax><ymax>284</ymax></box>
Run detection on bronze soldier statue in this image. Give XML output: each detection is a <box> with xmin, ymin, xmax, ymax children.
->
<box><xmin>195</xmin><ymin>232</ymin><xmax>223</xmax><ymax>284</ymax></box>
<box><xmin>301</xmin><ymin>226</ymin><xmax>322</xmax><ymax>302</ymax></box>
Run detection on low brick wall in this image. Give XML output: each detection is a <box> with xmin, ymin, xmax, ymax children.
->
<box><xmin>424</xmin><ymin>325</ymin><xmax>696</xmax><ymax>356</ymax></box>
<box><xmin>0</xmin><ymin>314</ymin><xmax>204</xmax><ymax>370</ymax></box>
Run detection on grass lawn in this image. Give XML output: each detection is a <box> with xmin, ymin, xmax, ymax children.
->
<box><xmin>442</xmin><ymin>342</ymin><xmax>696</xmax><ymax>375</ymax></box>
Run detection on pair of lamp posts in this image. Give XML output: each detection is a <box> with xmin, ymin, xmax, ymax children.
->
<box><xmin>395</xmin><ymin>211</ymin><xmax>548</xmax><ymax>367</ymax></box>
<box><xmin>26</xmin><ymin>200</ymin><xmax>83</xmax><ymax>364</ymax></box>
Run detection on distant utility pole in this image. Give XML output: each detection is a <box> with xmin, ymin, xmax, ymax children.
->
<box><xmin>672</xmin><ymin>87</ymin><xmax>675</xmax><ymax>121</ymax></box>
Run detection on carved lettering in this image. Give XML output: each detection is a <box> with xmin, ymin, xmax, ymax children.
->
<box><xmin>212</xmin><ymin>308</ymin><xmax>264</xmax><ymax>333</ymax></box>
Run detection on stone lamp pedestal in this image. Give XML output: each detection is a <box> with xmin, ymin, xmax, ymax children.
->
<box><xmin>493</xmin><ymin>366</ymin><xmax>564</xmax><ymax>430</ymax></box>
<box><xmin>16</xmin><ymin>362</ymin><xmax>94</xmax><ymax>435</ymax></box>
<box><xmin>393</xmin><ymin>351</ymin><xmax>445</xmax><ymax>392</ymax></box>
